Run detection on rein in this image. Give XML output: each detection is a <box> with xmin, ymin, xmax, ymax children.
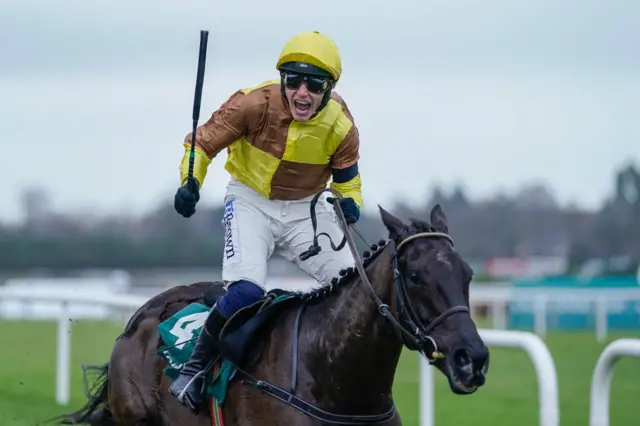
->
<box><xmin>238</xmin><ymin>188</ymin><xmax>469</xmax><ymax>424</ymax></box>
<box><xmin>300</xmin><ymin>188</ymin><xmax>469</xmax><ymax>362</ymax></box>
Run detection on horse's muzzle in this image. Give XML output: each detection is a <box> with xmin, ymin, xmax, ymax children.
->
<box><xmin>446</xmin><ymin>344</ymin><xmax>490</xmax><ymax>394</ymax></box>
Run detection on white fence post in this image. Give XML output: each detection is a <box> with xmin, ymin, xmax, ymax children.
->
<box><xmin>420</xmin><ymin>329</ymin><xmax>559</xmax><ymax>426</ymax></box>
<box><xmin>419</xmin><ymin>356</ymin><xmax>435</xmax><ymax>426</ymax></box>
<box><xmin>533</xmin><ymin>295</ymin><xmax>547</xmax><ymax>337</ymax></box>
<box><xmin>0</xmin><ymin>287</ymin><xmax>149</xmax><ymax>406</ymax></box>
<box><xmin>589</xmin><ymin>338</ymin><xmax>640</xmax><ymax>426</ymax></box>
<box><xmin>594</xmin><ymin>297</ymin><xmax>607</xmax><ymax>343</ymax></box>
<box><xmin>55</xmin><ymin>301</ymin><xmax>71</xmax><ymax>405</ymax></box>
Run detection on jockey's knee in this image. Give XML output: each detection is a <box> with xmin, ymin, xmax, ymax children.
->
<box><xmin>216</xmin><ymin>279</ymin><xmax>265</xmax><ymax>318</ymax></box>
<box><xmin>313</xmin><ymin>252</ymin><xmax>355</xmax><ymax>285</ymax></box>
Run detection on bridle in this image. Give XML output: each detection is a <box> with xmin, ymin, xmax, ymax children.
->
<box><xmin>390</xmin><ymin>233</ymin><xmax>470</xmax><ymax>360</ymax></box>
<box><xmin>300</xmin><ymin>188</ymin><xmax>470</xmax><ymax>363</ymax></box>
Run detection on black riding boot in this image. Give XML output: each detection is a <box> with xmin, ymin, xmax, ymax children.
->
<box><xmin>168</xmin><ymin>305</ymin><xmax>227</xmax><ymax>413</ymax></box>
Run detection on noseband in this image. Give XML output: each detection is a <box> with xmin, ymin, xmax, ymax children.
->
<box><xmin>301</xmin><ymin>189</ymin><xmax>470</xmax><ymax>363</ymax></box>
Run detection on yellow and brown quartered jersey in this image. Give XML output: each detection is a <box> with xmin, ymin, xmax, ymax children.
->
<box><xmin>179</xmin><ymin>79</ymin><xmax>362</xmax><ymax>208</ymax></box>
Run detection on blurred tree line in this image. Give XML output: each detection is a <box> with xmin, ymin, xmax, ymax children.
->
<box><xmin>1</xmin><ymin>163</ymin><xmax>638</xmax><ymax>273</ymax></box>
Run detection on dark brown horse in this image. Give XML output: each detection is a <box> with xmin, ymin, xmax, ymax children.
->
<box><xmin>54</xmin><ymin>201</ymin><xmax>489</xmax><ymax>426</ymax></box>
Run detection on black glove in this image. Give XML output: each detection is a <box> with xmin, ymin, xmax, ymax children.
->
<box><xmin>174</xmin><ymin>177</ymin><xmax>200</xmax><ymax>218</ymax></box>
<box><xmin>327</xmin><ymin>196</ymin><xmax>360</xmax><ymax>225</ymax></box>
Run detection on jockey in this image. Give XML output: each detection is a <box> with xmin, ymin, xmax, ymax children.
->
<box><xmin>168</xmin><ymin>30</ymin><xmax>363</xmax><ymax>413</ymax></box>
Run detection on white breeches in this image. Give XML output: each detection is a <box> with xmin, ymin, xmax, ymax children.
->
<box><xmin>220</xmin><ymin>178</ymin><xmax>355</xmax><ymax>292</ymax></box>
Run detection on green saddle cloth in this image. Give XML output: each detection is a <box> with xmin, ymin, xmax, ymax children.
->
<box><xmin>156</xmin><ymin>303</ymin><xmax>236</xmax><ymax>403</ymax></box>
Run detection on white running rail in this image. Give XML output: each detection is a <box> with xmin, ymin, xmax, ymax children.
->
<box><xmin>0</xmin><ymin>287</ymin><xmax>149</xmax><ymax>405</ymax></box>
<box><xmin>0</xmin><ymin>286</ymin><xmax>560</xmax><ymax>425</ymax></box>
<box><xmin>589</xmin><ymin>338</ymin><xmax>640</xmax><ymax>426</ymax></box>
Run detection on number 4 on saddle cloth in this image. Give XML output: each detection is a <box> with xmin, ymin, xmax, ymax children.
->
<box><xmin>156</xmin><ymin>282</ymin><xmax>300</xmax><ymax>415</ymax></box>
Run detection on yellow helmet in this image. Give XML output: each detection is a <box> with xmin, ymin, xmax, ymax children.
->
<box><xmin>276</xmin><ymin>31</ymin><xmax>342</xmax><ymax>81</ymax></box>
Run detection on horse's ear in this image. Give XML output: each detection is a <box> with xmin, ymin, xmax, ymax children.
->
<box><xmin>379</xmin><ymin>205</ymin><xmax>408</xmax><ymax>241</ymax></box>
<box><xmin>430</xmin><ymin>204</ymin><xmax>449</xmax><ymax>234</ymax></box>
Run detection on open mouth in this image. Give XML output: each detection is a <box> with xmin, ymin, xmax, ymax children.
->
<box><xmin>293</xmin><ymin>99</ymin><xmax>312</xmax><ymax>113</ymax></box>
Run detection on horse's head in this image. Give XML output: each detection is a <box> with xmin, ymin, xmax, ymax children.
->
<box><xmin>378</xmin><ymin>204</ymin><xmax>489</xmax><ymax>395</ymax></box>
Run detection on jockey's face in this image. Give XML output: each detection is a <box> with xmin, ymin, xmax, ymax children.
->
<box><xmin>282</xmin><ymin>72</ymin><xmax>330</xmax><ymax>121</ymax></box>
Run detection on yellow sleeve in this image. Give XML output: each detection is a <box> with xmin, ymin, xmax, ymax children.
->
<box><xmin>179</xmin><ymin>143</ymin><xmax>211</xmax><ymax>187</ymax></box>
<box><xmin>330</xmin><ymin>173</ymin><xmax>363</xmax><ymax>210</ymax></box>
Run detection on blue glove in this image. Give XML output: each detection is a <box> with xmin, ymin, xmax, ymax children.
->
<box><xmin>174</xmin><ymin>177</ymin><xmax>200</xmax><ymax>218</ymax></box>
<box><xmin>327</xmin><ymin>197</ymin><xmax>360</xmax><ymax>224</ymax></box>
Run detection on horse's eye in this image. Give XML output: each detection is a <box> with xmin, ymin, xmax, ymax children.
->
<box><xmin>407</xmin><ymin>271</ymin><xmax>420</xmax><ymax>282</ymax></box>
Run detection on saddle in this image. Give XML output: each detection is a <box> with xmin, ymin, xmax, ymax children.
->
<box><xmin>214</xmin><ymin>286</ymin><xmax>300</xmax><ymax>367</ymax></box>
<box><xmin>158</xmin><ymin>282</ymin><xmax>301</xmax><ymax>375</ymax></box>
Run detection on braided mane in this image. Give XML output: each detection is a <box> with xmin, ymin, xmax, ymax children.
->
<box><xmin>294</xmin><ymin>239</ymin><xmax>389</xmax><ymax>304</ymax></box>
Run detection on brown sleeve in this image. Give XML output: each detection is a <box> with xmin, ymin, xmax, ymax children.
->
<box><xmin>331</xmin><ymin>125</ymin><xmax>360</xmax><ymax>169</ymax></box>
<box><xmin>184</xmin><ymin>90</ymin><xmax>247</xmax><ymax>159</ymax></box>
<box><xmin>330</xmin><ymin>97</ymin><xmax>360</xmax><ymax>169</ymax></box>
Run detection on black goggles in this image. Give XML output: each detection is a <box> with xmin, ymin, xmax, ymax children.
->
<box><xmin>282</xmin><ymin>72</ymin><xmax>331</xmax><ymax>94</ymax></box>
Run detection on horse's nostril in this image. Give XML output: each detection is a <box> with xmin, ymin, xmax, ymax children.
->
<box><xmin>472</xmin><ymin>348</ymin><xmax>490</xmax><ymax>373</ymax></box>
<box><xmin>453</xmin><ymin>348</ymin><xmax>471</xmax><ymax>366</ymax></box>
<box><xmin>481</xmin><ymin>358</ymin><xmax>489</xmax><ymax>375</ymax></box>
<box><xmin>455</xmin><ymin>346</ymin><xmax>488</xmax><ymax>373</ymax></box>
<box><xmin>452</xmin><ymin>348</ymin><xmax>473</xmax><ymax>376</ymax></box>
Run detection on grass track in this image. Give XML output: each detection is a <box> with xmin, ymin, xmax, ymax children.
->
<box><xmin>0</xmin><ymin>320</ymin><xmax>638</xmax><ymax>425</ymax></box>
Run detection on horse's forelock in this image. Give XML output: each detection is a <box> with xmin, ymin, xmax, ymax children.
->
<box><xmin>408</xmin><ymin>218</ymin><xmax>432</xmax><ymax>234</ymax></box>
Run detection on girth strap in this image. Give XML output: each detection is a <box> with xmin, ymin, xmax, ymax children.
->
<box><xmin>240</xmin><ymin>375</ymin><xmax>397</xmax><ymax>425</ymax></box>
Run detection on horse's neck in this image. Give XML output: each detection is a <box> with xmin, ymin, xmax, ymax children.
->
<box><xmin>305</xmin><ymin>247</ymin><xmax>403</xmax><ymax>408</ymax></box>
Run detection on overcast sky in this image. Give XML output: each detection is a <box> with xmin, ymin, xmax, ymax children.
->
<box><xmin>1</xmin><ymin>0</ymin><xmax>638</xmax><ymax>222</ymax></box>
